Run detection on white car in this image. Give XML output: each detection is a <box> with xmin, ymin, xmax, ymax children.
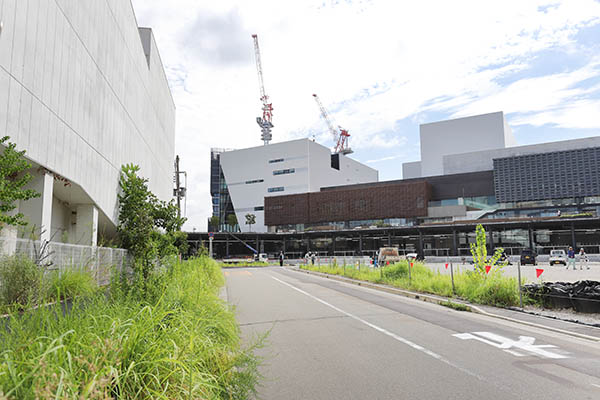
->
<box><xmin>549</xmin><ymin>249</ymin><xmax>567</xmax><ymax>266</ymax></box>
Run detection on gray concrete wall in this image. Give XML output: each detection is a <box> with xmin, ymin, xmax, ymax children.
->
<box><xmin>402</xmin><ymin>161</ymin><xmax>421</xmax><ymax>179</ymax></box>
<box><xmin>427</xmin><ymin>205</ymin><xmax>467</xmax><ymax>218</ymax></box>
<box><xmin>419</xmin><ymin>111</ymin><xmax>511</xmax><ymax>177</ymax></box>
<box><xmin>0</xmin><ymin>0</ymin><xmax>175</xmax><ymax>228</ymax></box>
<box><xmin>443</xmin><ymin>136</ymin><xmax>600</xmax><ymax>175</ymax></box>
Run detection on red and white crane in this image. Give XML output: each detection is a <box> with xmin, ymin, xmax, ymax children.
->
<box><xmin>312</xmin><ymin>94</ymin><xmax>352</xmax><ymax>155</ymax></box>
<box><xmin>252</xmin><ymin>34</ymin><xmax>273</xmax><ymax>145</ymax></box>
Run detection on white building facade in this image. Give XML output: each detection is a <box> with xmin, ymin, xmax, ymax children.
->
<box><xmin>0</xmin><ymin>1</ymin><xmax>175</xmax><ymax>245</ymax></box>
<box><xmin>220</xmin><ymin>139</ymin><xmax>378</xmax><ymax>232</ymax></box>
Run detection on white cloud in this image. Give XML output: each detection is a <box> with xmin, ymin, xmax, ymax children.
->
<box><xmin>130</xmin><ymin>0</ymin><xmax>600</xmax><ymax>231</ymax></box>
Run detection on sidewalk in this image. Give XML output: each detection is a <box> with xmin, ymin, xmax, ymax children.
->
<box><xmin>290</xmin><ymin>266</ymin><xmax>600</xmax><ymax>342</ymax></box>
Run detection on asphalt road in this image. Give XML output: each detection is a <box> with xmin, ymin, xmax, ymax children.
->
<box><xmin>225</xmin><ymin>267</ymin><xmax>600</xmax><ymax>400</ymax></box>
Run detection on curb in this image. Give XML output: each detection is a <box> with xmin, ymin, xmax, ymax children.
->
<box><xmin>289</xmin><ymin>267</ymin><xmax>600</xmax><ymax>343</ymax></box>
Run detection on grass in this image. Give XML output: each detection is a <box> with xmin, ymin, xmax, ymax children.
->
<box><xmin>0</xmin><ymin>256</ymin><xmax>261</xmax><ymax>399</ymax></box>
<box><xmin>45</xmin><ymin>267</ymin><xmax>99</xmax><ymax>301</ymax></box>
<box><xmin>302</xmin><ymin>260</ymin><xmax>521</xmax><ymax>308</ymax></box>
<box><xmin>440</xmin><ymin>301</ymin><xmax>470</xmax><ymax>312</ymax></box>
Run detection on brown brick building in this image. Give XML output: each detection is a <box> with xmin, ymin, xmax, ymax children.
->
<box><xmin>265</xmin><ymin>181</ymin><xmax>431</xmax><ymax>226</ymax></box>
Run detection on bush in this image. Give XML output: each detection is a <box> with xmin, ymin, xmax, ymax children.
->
<box><xmin>0</xmin><ymin>254</ymin><xmax>44</xmax><ymax>309</ymax></box>
<box><xmin>0</xmin><ymin>256</ymin><xmax>261</xmax><ymax>398</ymax></box>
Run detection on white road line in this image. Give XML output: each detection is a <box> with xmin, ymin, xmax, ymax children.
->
<box><xmin>271</xmin><ymin>275</ymin><xmax>488</xmax><ymax>383</ymax></box>
<box><xmin>592</xmin><ymin>383</ymin><xmax>600</xmax><ymax>389</ymax></box>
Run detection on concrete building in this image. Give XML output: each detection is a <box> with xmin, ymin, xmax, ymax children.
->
<box><xmin>403</xmin><ymin>111</ymin><xmax>516</xmax><ymax>178</ymax></box>
<box><xmin>0</xmin><ymin>1</ymin><xmax>175</xmax><ymax>245</ymax></box>
<box><xmin>219</xmin><ymin>139</ymin><xmax>378</xmax><ymax>232</ymax></box>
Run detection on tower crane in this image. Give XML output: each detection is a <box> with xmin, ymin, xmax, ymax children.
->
<box><xmin>252</xmin><ymin>34</ymin><xmax>273</xmax><ymax>145</ymax></box>
<box><xmin>312</xmin><ymin>94</ymin><xmax>352</xmax><ymax>155</ymax></box>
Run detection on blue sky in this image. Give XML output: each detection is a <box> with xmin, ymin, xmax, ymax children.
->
<box><xmin>131</xmin><ymin>0</ymin><xmax>600</xmax><ymax>230</ymax></box>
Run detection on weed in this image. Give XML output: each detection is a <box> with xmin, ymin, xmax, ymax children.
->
<box><xmin>0</xmin><ymin>256</ymin><xmax>261</xmax><ymax>398</ymax></box>
<box><xmin>440</xmin><ymin>301</ymin><xmax>470</xmax><ymax>312</ymax></box>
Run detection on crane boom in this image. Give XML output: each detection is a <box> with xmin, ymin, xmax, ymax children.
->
<box><xmin>252</xmin><ymin>34</ymin><xmax>273</xmax><ymax>145</ymax></box>
<box><xmin>312</xmin><ymin>94</ymin><xmax>352</xmax><ymax>155</ymax></box>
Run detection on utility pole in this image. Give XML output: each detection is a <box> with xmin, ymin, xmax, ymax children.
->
<box><xmin>175</xmin><ymin>155</ymin><xmax>181</xmax><ymax>218</ymax></box>
<box><xmin>173</xmin><ymin>155</ymin><xmax>187</xmax><ymax>219</ymax></box>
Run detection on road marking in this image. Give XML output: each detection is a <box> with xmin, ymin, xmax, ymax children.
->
<box><xmin>592</xmin><ymin>383</ymin><xmax>600</xmax><ymax>389</ymax></box>
<box><xmin>453</xmin><ymin>332</ymin><xmax>568</xmax><ymax>359</ymax></box>
<box><xmin>224</xmin><ymin>270</ymin><xmax>252</xmax><ymax>277</ymax></box>
<box><xmin>271</xmin><ymin>276</ymin><xmax>488</xmax><ymax>383</ymax></box>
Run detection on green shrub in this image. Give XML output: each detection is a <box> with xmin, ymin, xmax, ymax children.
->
<box><xmin>46</xmin><ymin>267</ymin><xmax>98</xmax><ymax>301</ymax></box>
<box><xmin>302</xmin><ymin>261</ymin><xmax>520</xmax><ymax>308</ymax></box>
<box><xmin>0</xmin><ymin>256</ymin><xmax>260</xmax><ymax>398</ymax></box>
<box><xmin>0</xmin><ymin>254</ymin><xmax>44</xmax><ymax>309</ymax></box>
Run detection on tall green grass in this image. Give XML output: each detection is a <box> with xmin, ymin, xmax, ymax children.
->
<box><xmin>0</xmin><ymin>256</ymin><xmax>260</xmax><ymax>399</ymax></box>
<box><xmin>45</xmin><ymin>267</ymin><xmax>99</xmax><ymax>301</ymax></box>
<box><xmin>302</xmin><ymin>261</ymin><xmax>520</xmax><ymax>307</ymax></box>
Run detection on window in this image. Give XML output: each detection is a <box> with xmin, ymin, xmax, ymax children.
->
<box><xmin>269</xmin><ymin>158</ymin><xmax>284</xmax><ymax>164</ymax></box>
<box><xmin>273</xmin><ymin>168</ymin><xmax>295</xmax><ymax>176</ymax></box>
<box><xmin>245</xmin><ymin>179</ymin><xmax>264</xmax><ymax>184</ymax></box>
<box><xmin>254</xmin><ymin>206</ymin><xmax>264</xmax><ymax>211</ymax></box>
<box><xmin>268</xmin><ymin>187</ymin><xmax>284</xmax><ymax>193</ymax></box>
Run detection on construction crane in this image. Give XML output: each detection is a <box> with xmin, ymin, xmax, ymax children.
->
<box><xmin>252</xmin><ymin>34</ymin><xmax>273</xmax><ymax>145</ymax></box>
<box><xmin>312</xmin><ymin>94</ymin><xmax>352</xmax><ymax>155</ymax></box>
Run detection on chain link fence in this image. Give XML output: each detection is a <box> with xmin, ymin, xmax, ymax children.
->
<box><xmin>0</xmin><ymin>238</ymin><xmax>132</xmax><ymax>286</ymax></box>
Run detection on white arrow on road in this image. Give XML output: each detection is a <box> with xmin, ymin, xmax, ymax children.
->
<box><xmin>453</xmin><ymin>331</ymin><xmax>569</xmax><ymax>359</ymax></box>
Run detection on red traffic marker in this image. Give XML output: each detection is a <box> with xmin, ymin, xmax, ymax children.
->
<box><xmin>485</xmin><ymin>265</ymin><xmax>491</xmax><ymax>274</ymax></box>
<box><xmin>445</xmin><ymin>263</ymin><xmax>449</xmax><ymax>269</ymax></box>
<box><xmin>410</xmin><ymin>262</ymin><xmax>414</xmax><ymax>268</ymax></box>
<box><xmin>536</xmin><ymin>268</ymin><xmax>544</xmax><ymax>278</ymax></box>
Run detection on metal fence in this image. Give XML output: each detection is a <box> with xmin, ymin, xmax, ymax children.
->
<box><xmin>0</xmin><ymin>238</ymin><xmax>132</xmax><ymax>286</ymax></box>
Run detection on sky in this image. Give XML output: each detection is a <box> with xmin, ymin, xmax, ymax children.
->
<box><xmin>130</xmin><ymin>0</ymin><xmax>600</xmax><ymax>231</ymax></box>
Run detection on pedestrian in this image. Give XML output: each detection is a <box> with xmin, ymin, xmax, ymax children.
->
<box><xmin>566</xmin><ymin>246</ymin><xmax>576</xmax><ymax>270</ymax></box>
<box><xmin>311</xmin><ymin>252</ymin><xmax>316</xmax><ymax>265</ymax></box>
<box><xmin>579</xmin><ymin>248</ymin><xmax>589</xmax><ymax>270</ymax></box>
<box><xmin>279</xmin><ymin>251</ymin><xmax>284</xmax><ymax>267</ymax></box>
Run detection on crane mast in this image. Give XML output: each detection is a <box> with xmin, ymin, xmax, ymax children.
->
<box><xmin>312</xmin><ymin>94</ymin><xmax>352</xmax><ymax>155</ymax></box>
<box><xmin>252</xmin><ymin>34</ymin><xmax>273</xmax><ymax>145</ymax></box>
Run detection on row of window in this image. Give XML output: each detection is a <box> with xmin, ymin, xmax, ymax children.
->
<box><xmin>269</xmin><ymin>158</ymin><xmax>284</xmax><ymax>164</ymax></box>
<box><xmin>245</xmin><ymin>179</ymin><xmax>264</xmax><ymax>184</ymax></box>
<box><xmin>273</xmin><ymin>168</ymin><xmax>295</xmax><ymax>176</ymax></box>
<box><xmin>268</xmin><ymin>187</ymin><xmax>284</xmax><ymax>193</ymax></box>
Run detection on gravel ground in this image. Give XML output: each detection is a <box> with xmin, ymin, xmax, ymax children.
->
<box><xmin>523</xmin><ymin>305</ymin><xmax>600</xmax><ymax>327</ymax></box>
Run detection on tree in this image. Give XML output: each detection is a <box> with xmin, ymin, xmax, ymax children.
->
<box><xmin>226</xmin><ymin>213</ymin><xmax>238</xmax><ymax>229</ymax></box>
<box><xmin>118</xmin><ymin>164</ymin><xmax>189</xmax><ymax>280</ymax></box>
<box><xmin>209</xmin><ymin>215</ymin><xmax>220</xmax><ymax>230</ymax></box>
<box><xmin>117</xmin><ymin>164</ymin><xmax>155</xmax><ymax>279</ymax></box>
<box><xmin>470</xmin><ymin>224</ymin><xmax>505</xmax><ymax>276</ymax></box>
<box><xmin>245</xmin><ymin>213</ymin><xmax>256</xmax><ymax>232</ymax></box>
<box><xmin>0</xmin><ymin>136</ymin><xmax>40</xmax><ymax>229</ymax></box>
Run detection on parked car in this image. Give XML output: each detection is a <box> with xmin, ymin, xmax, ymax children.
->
<box><xmin>253</xmin><ymin>253</ymin><xmax>269</xmax><ymax>263</ymax></box>
<box><xmin>549</xmin><ymin>249</ymin><xmax>567</xmax><ymax>266</ymax></box>
<box><xmin>378</xmin><ymin>247</ymin><xmax>403</xmax><ymax>266</ymax></box>
<box><xmin>520</xmin><ymin>249</ymin><xmax>537</xmax><ymax>265</ymax></box>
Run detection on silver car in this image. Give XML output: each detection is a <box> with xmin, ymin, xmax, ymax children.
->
<box><xmin>549</xmin><ymin>249</ymin><xmax>567</xmax><ymax>266</ymax></box>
